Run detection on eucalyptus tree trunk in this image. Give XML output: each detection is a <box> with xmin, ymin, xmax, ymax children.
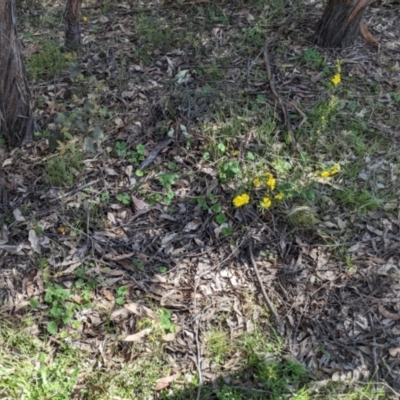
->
<box><xmin>314</xmin><ymin>0</ymin><xmax>370</xmax><ymax>48</ymax></box>
<box><xmin>0</xmin><ymin>0</ymin><xmax>34</xmax><ymax>147</ymax></box>
<box><xmin>64</xmin><ymin>0</ymin><xmax>82</xmax><ymax>49</ymax></box>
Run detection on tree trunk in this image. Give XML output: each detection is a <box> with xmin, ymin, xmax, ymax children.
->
<box><xmin>0</xmin><ymin>0</ymin><xmax>34</xmax><ymax>147</ymax></box>
<box><xmin>314</xmin><ymin>0</ymin><xmax>370</xmax><ymax>48</ymax></box>
<box><xmin>64</xmin><ymin>0</ymin><xmax>82</xmax><ymax>50</ymax></box>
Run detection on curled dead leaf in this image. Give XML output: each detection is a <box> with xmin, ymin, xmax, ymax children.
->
<box><xmin>378</xmin><ymin>305</ymin><xmax>400</xmax><ymax>321</ymax></box>
<box><xmin>124</xmin><ymin>302</ymin><xmax>156</xmax><ymax>319</ymax></box>
<box><xmin>123</xmin><ymin>328</ymin><xmax>152</xmax><ymax>342</ymax></box>
<box><xmin>161</xmin><ymin>332</ymin><xmax>176</xmax><ymax>342</ymax></box>
<box><xmin>389</xmin><ymin>347</ymin><xmax>400</xmax><ymax>358</ymax></box>
<box><xmin>154</xmin><ymin>373</ymin><xmax>180</xmax><ymax>391</ymax></box>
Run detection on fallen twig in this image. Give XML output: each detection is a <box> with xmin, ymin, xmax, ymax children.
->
<box><xmin>193</xmin><ymin>272</ymin><xmax>203</xmax><ymax>400</ymax></box>
<box><xmin>248</xmin><ymin>241</ymin><xmax>284</xmax><ymax>336</ymax></box>
<box><xmin>263</xmin><ymin>40</ymin><xmax>298</xmax><ymax>152</ymax></box>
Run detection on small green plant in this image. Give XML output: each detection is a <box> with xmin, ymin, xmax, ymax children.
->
<box><xmin>132</xmin><ymin>259</ymin><xmax>145</xmax><ymax>271</ymax></box>
<box><xmin>158</xmin><ymin>173</ymin><xmax>179</xmax><ymax>205</ymax></box>
<box><xmin>208</xmin><ymin>10</ymin><xmax>228</xmax><ymax>23</ymax></box>
<box><xmin>136</xmin><ymin>14</ymin><xmax>175</xmax><ymax>52</ymax></box>
<box><xmin>205</xmin><ymin>328</ymin><xmax>230</xmax><ymax>365</ymax></box>
<box><xmin>26</xmin><ymin>42</ymin><xmax>68</xmax><ymax>81</ymax></box>
<box><xmin>115</xmin><ymin>286</ymin><xmax>128</xmax><ymax>305</ymax></box>
<box><xmin>128</xmin><ymin>144</ymin><xmax>146</xmax><ymax>164</ymax></box>
<box><xmin>219</xmin><ymin>161</ymin><xmax>241</xmax><ymax>182</ymax></box>
<box><xmin>159</xmin><ymin>308</ymin><xmax>175</xmax><ymax>333</ymax></box>
<box><xmin>116</xmin><ymin>193</ymin><xmax>131</xmax><ymax>205</ymax></box>
<box><xmin>45</xmin><ymin>148</ymin><xmax>82</xmax><ymax>186</ymax></box>
<box><xmin>390</xmin><ymin>92</ymin><xmax>400</xmax><ymax>102</ymax></box>
<box><xmin>31</xmin><ymin>221</ymin><xmax>43</xmax><ymax>234</ymax></box>
<box><xmin>303</xmin><ymin>48</ymin><xmax>329</xmax><ymax>73</ymax></box>
<box><xmin>115</xmin><ymin>141</ymin><xmax>128</xmax><ymax>157</ymax></box>
<box><xmin>243</xmin><ymin>23</ymin><xmax>265</xmax><ymax>48</ymax></box>
<box><xmin>101</xmin><ymin>192</ymin><xmax>110</xmax><ymax>202</ymax></box>
<box><xmin>43</xmin><ymin>283</ymin><xmax>73</xmax><ymax>334</ymax></box>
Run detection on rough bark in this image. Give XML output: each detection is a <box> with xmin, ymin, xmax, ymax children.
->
<box><xmin>64</xmin><ymin>0</ymin><xmax>82</xmax><ymax>49</ymax></box>
<box><xmin>314</xmin><ymin>0</ymin><xmax>370</xmax><ymax>48</ymax></box>
<box><xmin>0</xmin><ymin>176</ymin><xmax>7</xmax><ymax>205</ymax></box>
<box><xmin>0</xmin><ymin>0</ymin><xmax>34</xmax><ymax>147</ymax></box>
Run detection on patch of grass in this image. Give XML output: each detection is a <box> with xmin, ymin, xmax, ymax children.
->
<box><xmin>136</xmin><ymin>14</ymin><xmax>176</xmax><ymax>52</ymax></box>
<box><xmin>26</xmin><ymin>42</ymin><xmax>68</xmax><ymax>81</ymax></box>
<box><xmin>205</xmin><ymin>327</ymin><xmax>231</xmax><ymax>365</ymax></box>
<box><xmin>333</xmin><ymin>188</ymin><xmax>383</xmax><ymax>213</ymax></box>
<box><xmin>45</xmin><ymin>148</ymin><xmax>82</xmax><ymax>186</ymax></box>
<box><xmin>0</xmin><ymin>319</ymin><xmax>82</xmax><ymax>399</ymax></box>
<box><xmin>83</xmin><ymin>353</ymin><xmax>171</xmax><ymax>399</ymax></box>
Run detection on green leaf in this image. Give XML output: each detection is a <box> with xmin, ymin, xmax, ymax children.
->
<box><xmin>116</xmin><ymin>194</ymin><xmax>131</xmax><ymax>205</ymax></box>
<box><xmin>216</xmin><ymin>213</ymin><xmax>226</xmax><ymax>225</ymax></box>
<box><xmin>136</xmin><ymin>144</ymin><xmax>146</xmax><ymax>154</ymax></box>
<box><xmin>256</xmin><ymin>94</ymin><xmax>266</xmax><ymax>104</ymax></box>
<box><xmin>246</xmin><ymin>151</ymin><xmax>255</xmax><ymax>161</ymax></box>
<box><xmin>47</xmin><ymin>321</ymin><xmax>58</xmax><ymax>334</ymax></box>
<box><xmin>212</xmin><ymin>204</ymin><xmax>221</xmax><ymax>213</ymax></box>
<box><xmin>116</xmin><ymin>297</ymin><xmax>125</xmax><ymax>305</ymax></box>
<box><xmin>217</xmin><ymin>142</ymin><xmax>226</xmax><ymax>153</ymax></box>
<box><xmin>221</xmin><ymin>227</ymin><xmax>232</xmax><ymax>236</ymax></box>
<box><xmin>30</xmin><ymin>298</ymin><xmax>39</xmax><ymax>308</ymax></box>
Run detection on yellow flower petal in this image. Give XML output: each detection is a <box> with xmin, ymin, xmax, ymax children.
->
<box><xmin>253</xmin><ymin>177</ymin><xmax>261</xmax><ymax>188</ymax></box>
<box><xmin>331</xmin><ymin>74</ymin><xmax>341</xmax><ymax>85</ymax></box>
<box><xmin>275</xmin><ymin>193</ymin><xmax>284</xmax><ymax>200</ymax></box>
<box><xmin>260</xmin><ymin>196</ymin><xmax>272</xmax><ymax>209</ymax></box>
<box><xmin>233</xmin><ymin>193</ymin><xmax>250</xmax><ymax>208</ymax></box>
<box><xmin>265</xmin><ymin>173</ymin><xmax>276</xmax><ymax>190</ymax></box>
<box><xmin>267</xmin><ymin>178</ymin><xmax>276</xmax><ymax>191</ymax></box>
<box><xmin>320</xmin><ymin>171</ymin><xmax>330</xmax><ymax>179</ymax></box>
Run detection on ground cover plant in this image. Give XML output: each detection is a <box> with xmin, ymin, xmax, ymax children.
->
<box><xmin>0</xmin><ymin>0</ymin><xmax>400</xmax><ymax>399</ymax></box>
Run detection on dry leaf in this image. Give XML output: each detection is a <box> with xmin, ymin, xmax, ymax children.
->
<box><xmin>124</xmin><ymin>302</ymin><xmax>156</xmax><ymax>319</ymax></box>
<box><xmin>110</xmin><ymin>307</ymin><xmax>129</xmax><ymax>321</ymax></box>
<box><xmin>154</xmin><ymin>373</ymin><xmax>180</xmax><ymax>391</ymax></box>
<box><xmin>99</xmin><ymin>267</ymin><xmax>125</xmax><ymax>276</ymax></box>
<box><xmin>131</xmin><ymin>195</ymin><xmax>150</xmax><ymax>211</ymax></box>
<box><xmin>13</xmin><ymin>208</ymin><xmax>25</xmax><ymax>222</ymax></box>
<box><xmin>28</xmin><ymin>229</ymin><xmax>41</xmax><ymax>254</ymax></box>
<box><xmin>161</xmin><ymin>332</ymin><xmax>176</xmax><ymax>342</ymax></box>
<box><xmin>104</xmin><ymin>252</ymin><xmax>136</xmax><ymax>260</ymax></box>
<box><xmin>123</xmin><ymin>328</ymin><xmax>152</xmax><ymax>342</ymax></box>
<box><xmin>378</xmin><ymin>305</ymin><xmax>400</xmax><ymax>320</ymax></box>
<box><xmin>101</xmin><ymin>288</ymin><xmax>115</xmax><ymax>301</ymax></box>
<box><xmin>388</xmin><ymin>347</ymin><xmax>400</xmax><ymax>358</ymax></box>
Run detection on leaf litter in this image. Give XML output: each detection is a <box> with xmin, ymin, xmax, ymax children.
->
<box><xmin>1</xmin><ymin>0</ymin><xmax>400</xmax><ymax>397</ymax></box>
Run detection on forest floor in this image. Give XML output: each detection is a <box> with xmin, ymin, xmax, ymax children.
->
<box><xmin>1</xmin><ymin>0</ymin><xmax>400</xmax><ymax>399</ymax></box>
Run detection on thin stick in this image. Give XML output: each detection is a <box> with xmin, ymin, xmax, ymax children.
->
<box><xmin>263</xmin><ymin>41</ymin><xmax>298</xmax><ymax>152</ymax></box>
<box><xmin>248</xmin><ymin>241</ymin><xmax>284</xmax><ymax>336</ymax></box>
<box><xmin>193</xmin><ymin>273</ymin><xmax>203</xmax><ymax>400</ymax></box>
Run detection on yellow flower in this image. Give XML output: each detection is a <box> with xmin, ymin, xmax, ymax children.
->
<box><xmin>233</xmin><ymin>193</ymin><xmax>250</xmax><ymax>208</ymax></box>
<box><xmin>260</xmin><ymin>196</ymin><xmax>272</xmax><ymax>209</ymax></box>
<box><xmin>275</xmin><ymin>193</ymin><xmax>284</xmax><ymax>200</ymax></box>
<box><xmin>265</xmin><ymin>173</ymin><xmax>276</xmax><ymax>191</ymax></box>
<box><xmin>253</xmin><ymin>177</ymin><xmax>261</xmax><ymax>188</ymax></box>
<box><xmin>82</xmin><ymin>15</ymin><xmax>88</xmax><ymax>22</ymax></box>
<box><xmin>320</xmin><ymin>171</ymin><xmax>330</xmax><ymax>179</ymax></box>
<box><xmin>320</xmin><ymin>163</ymin><xmax>340</xmax><ymax>178</ymax></box>
<box><xmin>331</xmin><ymin>74</ymin><xmax>341</xmax><ymax>85</ymax></box>
<box><xmin>330</xmin><ymin>163</ymin><xmax>340</xmax><ymax>174</ymax></box>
